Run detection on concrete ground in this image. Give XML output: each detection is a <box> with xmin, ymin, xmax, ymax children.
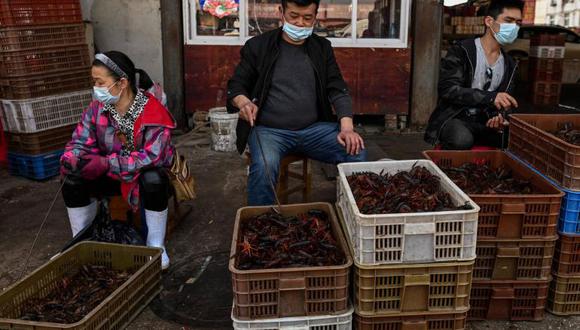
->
<box><xmin>1</xmin><ymin>130</ymin><xmax>580</xmax><ymax>330</ymax></box>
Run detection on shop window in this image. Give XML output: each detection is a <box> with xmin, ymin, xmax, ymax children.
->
<box><xmin>184</xmin><ymin>0</ymin><xmax>411</xmax><ymax>48</ymax></box>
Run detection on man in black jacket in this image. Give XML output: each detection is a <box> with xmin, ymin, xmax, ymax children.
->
<box><xmin>425</xmin><ymin>0</ymin><xmax>523</xmax><ymax>149</ymax></box>
<box><xmin>227</xmin><ymin>0</ymin><xmax>366</xmax><ymax>206</ymax></box>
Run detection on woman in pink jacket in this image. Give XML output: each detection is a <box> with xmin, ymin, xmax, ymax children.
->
<box><xmin>61</xmin><ymin>51</ymin><xmax>175</xmax><ymax>269</ymax></box>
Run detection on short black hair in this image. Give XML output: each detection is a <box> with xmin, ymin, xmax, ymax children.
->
<box><xmin>486</xmin><ymin>0</ymin><xmax>525</xmax><ymax>19</ymax></box>
<box><xmin>281</xmin><ymin>0</ymin><xmax>320</xmax><ymax>12</ymax></box>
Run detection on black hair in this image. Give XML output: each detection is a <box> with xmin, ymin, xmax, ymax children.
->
<box><xmin>92</xmin><ymin>50</ymin><xmax>153</xmax><ymax>94</ymax></box>
<box><xmin>281</xmin><ymin>0</ymin><xmax>320</xmax><ymax>12</ymax></box>
<box><xmin>486</xmin><ymin>0</ymin><xmax>525</xmax><ymax>19</ymax></box>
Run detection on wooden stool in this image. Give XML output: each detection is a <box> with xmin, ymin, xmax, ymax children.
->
<box><xmin>246</xmin><ymin>153</ymin><xmax>312</xmax><ymax>204</ymax></box>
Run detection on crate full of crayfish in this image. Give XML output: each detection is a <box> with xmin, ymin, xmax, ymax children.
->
<box><xmin>508</xmin><ymin>114</ymin><xmax>580</xmax><ymax>191</ymax></box>
<box><xmin>337</xmin><ymin>160</ymin><xmax>479</xmax><ymax>266</ymax></box>
<box><xmin>423</xmin><ymin>150</ymin><xmax>563</xmax><ymax>240</ymax></box>
<box><xmin>0</xmin><ymin>242</ymin><xmax>162</xmax><ymax>329</ymax></box>
<box><xmin>229</xmin><ymin>203</ymin><xmax>352</xmax><ymax>320</ymax></box>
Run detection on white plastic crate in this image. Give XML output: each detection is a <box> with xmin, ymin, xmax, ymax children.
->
<box><xmin>337</xmin><ymin>160</ymin><xmax>479</xmax><ymax>266</ymax></box>
<box><xmin>0</xmin><ymin>89</ymin><xmax>91</xmax><ymax>133</ymax></box>
<box><xmin>530</xmin><ymin>46</ymin><xmax>565</xmax><ymax>59</ymax></box>
<box><xmin>232</xmin><ymin>306</ymin><xmax>353</xmax><ymax>330</ymax></box>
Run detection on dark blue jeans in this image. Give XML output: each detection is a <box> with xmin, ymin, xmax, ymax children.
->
<box><xmin>248</xmin><ymin>122</ymin><xmax>367</xmax><ymax>206</ymax></box>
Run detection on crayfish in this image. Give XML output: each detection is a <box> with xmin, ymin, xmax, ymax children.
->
<box><xmin>442</xmin><ymin>162</ymin><xmax>534</xmax><ymax>195</ymax></box>
<box><xmin>554</xmin><ymin>122</ymin><xmax>580</xmax><ymax>146</ymax></box>
<box><xmin>235</xmin><ymin>209</ymin><xmax>346</xmax><ymax>270</ymax></box>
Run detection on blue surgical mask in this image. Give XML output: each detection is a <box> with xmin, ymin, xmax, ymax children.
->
<box><xmin>93</xmin><ymin>81</ymin><xmax>121</xmax><ymax>105</ymax></box>
<box><xmin>282</xmin><ymin>21</ymin><xmax>314</xmax><ymax>42</ymax></box>
<box><xmin>491</xmin><ymin>22</ymin><xmax>519</xmax><ymax>45</ymax></box>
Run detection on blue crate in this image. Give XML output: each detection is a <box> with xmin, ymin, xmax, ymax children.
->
<box><xmin>507</xmin><ymin>151</ymin><xmax>580</xmax><ymax>234</ymax></box>
<box><xmin>8</xmin><ymin>150</ymin><xmax>63</xmax><ymax>180</ymax></box>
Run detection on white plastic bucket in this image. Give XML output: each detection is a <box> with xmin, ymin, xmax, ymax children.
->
<box><xmin>208</xmin><ymin>107</ymin><xmax>238</xmax><ymax>152</ymax></box>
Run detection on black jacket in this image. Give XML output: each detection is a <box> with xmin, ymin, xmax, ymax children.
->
<box><xmin>227</xmin><ymin>28</ymin><xmax>350</xmax><ymax>153</ymax></box>
<box><xmin>424</xmin><ymin>38</ymin><xmax>518</xmax><ymax>145</ymax></box>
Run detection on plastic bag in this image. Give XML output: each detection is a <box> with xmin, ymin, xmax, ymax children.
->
<box><xmin>61</xmin><ymin>200</ymin><xmax>144</xmax><ymax>252</ymax></box>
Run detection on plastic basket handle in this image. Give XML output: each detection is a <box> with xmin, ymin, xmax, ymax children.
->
<box><xmin>404</xmin><ymin>274</ymin><xmax>430</xmax><ymax>286</ymax></box>
<box><xmin>491</xmin><ymin>287</ymin><xmax>515</xmax><ymax>299</ymax></box>
<box><xmin>279</xmin><ymin>277</ymin><xmax>306</xmax><ymax>291</ymax></box>
<box><xmin>404</xmin><ymin>223</ymin><xmax>436</xmax><ymax>235</ymax></box>
<box><xmin>501</xmin><ymin>203</ymin><xmax>526</xmax><ymax>214</ymax></box>
<box><xmin>496</xmin><ymin>247</ymin><xmax>520</xmax><ymax>258</ymax></box>
<box><xmin>280</xmin><ymin>326</ymin><xmax>309</xmax><ymax>330</ymax></box>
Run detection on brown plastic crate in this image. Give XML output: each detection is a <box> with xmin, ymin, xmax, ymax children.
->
<box><xmin>474</xmin><ymin>238</ymin><xmax>556</xmax><ymax>281</ymax></box>
<box><xmin>529</xmin><ymin>58</ymin><xmax>564</xmax><ymax>82</ymax></box>
<box><xmin>423</xmin><ymin>151</ymin><xmax>563</xmax><ymax>240</ymax></box>
<box><xmin>553</xmin><ymin>233</ymin><xmax>580</xmax><ymax>276</ymax></box>
<box><xmin>531</xmin><ymin>93</ymin><xmax>561</xmax><ymax>105</ymax></box>
<box><xmin>355</xmin><ymin>311</ymin><xmax>467</xmax><ymax>330</ymax></box>
<box><xmin>547</xmin><ymin>273</ymin><xmax>580</xmax><ymax>315</ymax></box>
<box><xmin>531</xmin><ymin>34</ymin><xmax>566</xmax><ymax>46</ymax></box>
<box><xmin>0</xmin><ymin>0</ymin><xmax>82</xmax><ymax>27</ymax></box>
<box><xmin>0</xmin><ymin>44</ymin><xmax>90</xmax><ymax>77</ymax></box>
<box><xmin>469</xmin><ymin>280</ymin><xmax>549</xmax><ymax>321</ymax></box>
<box><xmin>0</xmin><ymin>67</ymin><xmax>91</xmax><ymax>99</ymax></box>
<box><xmin>0</xmin><ymin>241</ymin><xmax>162</xmax><ymax>329</ymax></box>
<box><xmin>0</xmin><ymin>23</ymin><xmax>85</xmax><ymax>52</ymax></box>
<box><xmin>508</xmin><ymin>114</ymin><xmax>580</xmax><ymax>190</ymax></box>
<box><xmin>353</xmin><ymin>260</ymin><xmax>473</xmax><ymax>317</ymax></box>
<box><xmin>229</xmin><ymin>203</ymin><xmax>352</xmax><ymax>320</ymax></box>
<box><xmin>5</xmin><ymin>124</ymin><xmax>74</xmax><ymax>154</ymax></box>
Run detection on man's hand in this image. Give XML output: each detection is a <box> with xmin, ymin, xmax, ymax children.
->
<box><xmin>337</xmin><ymin>117</ymin><xmax>365</xmax><ymax>155</ymax></box>
<box><xmin>486</xmin><ymin>113</ymin><xmax>509</xmax><ymax>130</ymax></box>
<box><xmin>233</xmin><ymin>95</ymin><xmax>258</xmax><ymax>126</ymax></box>
<box><xmin>494</xmin><ymin>92</ymin><xmax>518</xmax><ymax>110</ymax></box>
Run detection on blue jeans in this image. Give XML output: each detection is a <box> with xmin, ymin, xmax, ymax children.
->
<box><xmin>248</xmin><ymin>122</ymin><xmax>367</xmax><ymax>206</ymax></box>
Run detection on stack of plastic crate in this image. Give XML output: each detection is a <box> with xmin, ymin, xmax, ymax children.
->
<box><xmin>528</xmin><ymin>33</ymin><xmax>565</xmax><ymax>105</ymax></box>
<box><xmin>507</xmin><ymin>113</ymin><xmax>580</xmax><ymax>316</ymax></box>
<box><xmin>229</xmin><ymin>203</ymin><xmax>355</xmax><ymax>330</ymax></box>
<box><xmin>424</xmin><ymin>150</ymin><xmax>563</xmax><ymax>322</ymax></box>
<box><xmin>336</xmin><ymin>160</ymin><xmax>479</xmax><ymax>330</ymax></box>
<box><xmin>0</xmin><ymin>0</ymin><xmax>92</xmax><ymax>180</ymax></box>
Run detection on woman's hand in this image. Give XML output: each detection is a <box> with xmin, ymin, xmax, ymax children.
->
<box><xmin>80</xmin><ymin>154</ymin><xmax>110</xmax><ymax>180</ymax></box>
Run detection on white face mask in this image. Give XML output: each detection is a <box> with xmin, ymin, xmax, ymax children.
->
<box><xmin>93</xmin><ymin>81</ymin><xmax>122</xmax><ymax>105</ymax></box>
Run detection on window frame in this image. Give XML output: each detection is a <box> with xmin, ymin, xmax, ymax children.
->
<box><xmin>183</xmin><ymin>0</ymin><xmax>412</xmax><ymax>48</ymax></box>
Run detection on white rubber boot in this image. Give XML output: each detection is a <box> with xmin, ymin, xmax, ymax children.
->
<box><xmin>66</xmin><ymin>200</ymin><xmax>98</xmax><ymax>237</ymax></box>
<box><xmin>145</xmin><ymin>208</ymin><xmax>170</xmax><ymax>270</ymax></box>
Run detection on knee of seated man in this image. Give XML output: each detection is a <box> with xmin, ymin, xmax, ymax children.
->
<box><xmin>444</xmin><ymin>135</ymin><xmax>474</xmax><ymax>150</ymax></box>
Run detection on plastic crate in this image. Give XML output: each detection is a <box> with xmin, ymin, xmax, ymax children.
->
<box><xmin>531</xmin><ymin>34</ymin><xmax>566</xmax><ymax>47</ymax></box>
<box><xmin>559</xmin><ymin>189</ymin><xmax>580</xmax><ymax>234</ymax></box>
<box><xmin>473</xmin><ymin>239</ymin><xmax>556</xmax><ymax>281</ymax></box>
<box><xmin>0</xmin><ymin>89</ymin><xmax>91</xmax><ymax>133</ymax></box>
<box><xmin>336</xmin><ymin>160</ymin><xmax>479</xmax><ymax>266</ymax></box>
<box><xmin>7</xmin><ymin>149</ymin><xmax>62</xmax><ymax>180</ymax></box>
<box><xmin>529</xmin><ymin>46</ymin><xmax>566</xmax><ymax>59</ymax></box>
<box><xmin>0</xmin><ymin>44</ymin><xmax>90</xmax><ymax>77</ymax></box>
<box><xmin>547</xmin><ymin>273</ymin><xmax>580</xmax><ymax>315</ymax></box>
<box><xmin>232</xmin><ymin>306</ymin><xmax>353</xmax><ymax>330</ymax></box>
<box><xmin>0</xmin><ymin>0</ymin><xmax>82</xmax><ymax>27</ymax></box>
<box><xmin>353</xmin><ymin>260</ymin><xmax>473</xmax><ymax>317</ymax></box>
<box><xmin>423</xmin><ymin>150</ymin><xmax>563</xmax><ymax>240</ymax></box>
<box><xmin>5</xmin><ymin>124</ymin><xmax>74</xmax><ymax>154</ymax></box>
<box><xmin>469</xmin><ymin>280</ymin><xmax>549</xmax><ymax>321</ymax></box>
<box><xmin>0</xmin><ymin>67</ymin><xmax>91</xmax><ymax>99</ymax></box>
<box><xmin>553</xmin><ymin>233</ymin><xmax>580</xmax><ymax>276</ymax></box>
<box><xmin>229</xmin><ymin>203</ymin><xmax>352</xmax><ymax>320</ymax></box>
<box><xmin>508</xmin><ymin>114</ymin><xmax>580</xmax><ymax>191</ymax></box>
<box><xmin>0</xmin><ymin>242</ymin><xmax>162</xmax><ymax>329</ymax></box>
<box><xmin>354</xmin><ymin>311</ymin><xmax>467</xmax><ymax>330</ymax></box>
<box><xmin>0</xmin><ymin>23</ymin><xmax>85</xmax><ymax>52</ymax></box>
<box><xmin>528</xmin><ymin>58</ymin><xmax>564</xmax><ymax>82</ymax></box>
<box><xmin>530</xmin><ymin>81</ymin><xmax>561</xmax><ymax>105</ymax></box>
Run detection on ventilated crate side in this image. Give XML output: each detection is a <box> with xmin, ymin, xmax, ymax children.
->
<box><xmin>469</xmin><ymin>280</ymin><xmax>549</xmax><ymax>321</ymax></box>
<box><xmin>424</xmin><ymin>150</ymin><xmax>563</xmax><ymax>240</ymax></box>
<box><xmin>508</xmin><ymin>114</ymin><xmax>580</xmax><ymax>191</ymax></box>
<box><xmin>553</xmin><ymin>233</ymin><xmax>580</xmax><ymax>276</ymax></box>
<box><xmin>337</xmin><ymin>160</ymin><xmax>479</xmax><ymax>266</ymax></box>
<box><xmin>0</xmin><ymin>242</ymin><xmax>161</xmax><ymax>329</ymax></box>
<box><xmin>547</xmin><ymin>273</ymin><xmax>580</xmax><ymax>316</ymax></box>
<box><xmin>229</xmin><ymin>203</ymin><xmax>352</xmax><ymax>320</ymax></box>
<box><xmin>355</xmin><ymin>311</ymin><xmax>467</xmax><ymax>330</ymax></box>
<box><xmin>232</xmin><ymin>306</ymin><xmax>354</xmax><ymax>330</ymax></box>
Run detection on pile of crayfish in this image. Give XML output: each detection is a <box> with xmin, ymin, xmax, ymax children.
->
<box><xmin>19</xmin><ymin>265</ymin><xmax>132</xmax><ymax>323</ymax></box>
<box><xmin>441</xmin><ymin>162</ymin><xmax>534</xmax><ymax>194</ymax></box>
<box><xmin>554</xmin><ymin>122</ymin><xmax>580</xmax><ymax>146</ymax></box>
<box><xmin>347</xmin><ymin>165</ymin><xmax>471</xmax><ymax>214</ymax></box>
<box><xmin>235</xmin><ymin>209</ymin><xmax>346</xmax><ymax>270</ymax></box>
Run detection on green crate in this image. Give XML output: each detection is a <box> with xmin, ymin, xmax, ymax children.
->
<box><xmin>0</xmin><ymin>242</ymin><xmax>162</xmax><ymax>329</ymax></box>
